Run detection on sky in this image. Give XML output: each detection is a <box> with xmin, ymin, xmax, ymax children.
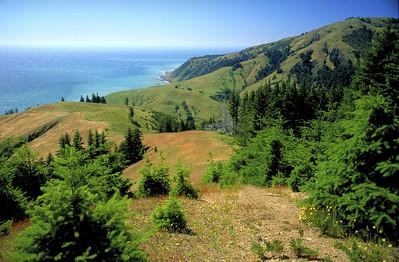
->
<box><xmin>0</xmin><ymin>0</ymin><xmax>397</xmax><ymax>49</ymax></box>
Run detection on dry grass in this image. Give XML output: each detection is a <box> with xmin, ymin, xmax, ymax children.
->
<box><xmin>124</xmin><ymin>130</ymin><xmax>234</xmax><ymax>185</ymax></box>
<box><xmin>0</xmin><ymin>220</ymin><xmax>30</xmax><ymax>261</ymax></box>
<box><xmin>0</xmin><ymin>102</ymin><xmax>155</xmax><ymax>158</ymax></box>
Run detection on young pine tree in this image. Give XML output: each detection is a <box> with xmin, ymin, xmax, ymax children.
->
<box><xmin>12</xmin><ymin>147</ymin><xmax>147</xmax><ymax>261</ymax></box>
<box><xmin>58</xmin><ymin>133</ymin><xmax>71</xmax><ymax>149</ymax></box>
<box><xmin>72</xmin><ymin>129</ymin><xmax>84</xmax><ymax>151</ymax></box>
<box><xmin>306</xmin><ymin>95</ymin><xmax>399</xmax><ymax>242</ymax></box>
<box><xmin>170</xmin><ymin>162</ymin><xmax>198</xmax><ymax>199</ymax></box>
<box><xmin>120</xmin><ymin>127</ymin><xmax>144</xmax><ymax>165</ymax></box>
<box><xmin>228</xmin><ymin>88</ymin><xmax>240</xmax><ymax>134</ymax></box>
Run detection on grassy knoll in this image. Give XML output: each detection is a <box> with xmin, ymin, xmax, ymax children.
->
<box><xmin>124</xmin><ymin>130</ymin><xmax>234</xmax><ymax>185</ymax></box>
<box><xmin>0</xmin><ymin>102</ymin><xmax>155</xmax><ymax>157</ymax></box>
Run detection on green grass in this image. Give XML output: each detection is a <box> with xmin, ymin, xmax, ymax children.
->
<box><xmin>106</xmin><ymin>67</ymin><xmax>244</xmax><ymax>121</ymax></box>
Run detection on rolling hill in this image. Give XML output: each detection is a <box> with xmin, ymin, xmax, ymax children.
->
<box><xmin>0</xmin><ymin>102</ymin><xmax>156</xmax><ymax>157</ymax></box>
<box><xmin>106</xmin><ymin>17</ymin><xmax>396</xmax><ymax>123</ymax></box>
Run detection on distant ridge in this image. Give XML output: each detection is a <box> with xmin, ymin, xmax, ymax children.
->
<box><xmin>107</xmin><ymin>17</ymin><xmax>397</xmax><ymax>122</ymax></box>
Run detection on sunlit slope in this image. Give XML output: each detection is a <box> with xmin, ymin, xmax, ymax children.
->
<box><xmin>123</xmin><ymin>130</ymin><xmax>234</xmax><ymax>185</ymax></box>
<box><xmin>106</xmin><ymin>66</ymin><xmax>246</xmax><ymax>120</ymax></box>
<box><xmin>0</xmin><ymin>102</ymin><xmax>155</xmax><ymax>157</ymax></box>
<box><xmin>171</xmin><ymin>17</ymin><xmax>392</xmax><ymax>87</ymax></box>
<box><xmin>107</xmin><ymin>17</ymin><xmax>394</xmax><ymax>122</ymax></box>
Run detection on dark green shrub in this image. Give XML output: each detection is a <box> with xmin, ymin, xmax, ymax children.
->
<box><xmin>55</xmin><ymin>147</ymin><xmax>132</xmax><ymax>199</ymax></box>
<box><xmin>170</xmin><ymin>163</ymin><xmax>198</xmax><ymax>199</ymax></box>
<box><xmin>0</xmin><ymin>166</ymin><xmax>27</xmax><ymax>222</ymax></box>
<box><xmin>202</xmin><ymin>160</ymin><xmax>225</xmax><ymax>183</ymax></box>
<box><xmin>287</xmin><ymin>163</ymin><xmax>314</xmax><ymax>192</ymax></box>
<box><xmin>305</xmin><ymin>95</ymin><xmax>399</xmax><ymax>242</ymax></box>
<box><xmin>8</xmin><ymin>146</ymin><xmax>48</xmax><ymax>200</ymax></box>
<box><xmin>151</xmin><ymin>198</ymin><xmax>187</xmax><ymax>233</ymax></box>
<box><xmin>12</xmin><ymin>150</ymin><xmax>147</xmax><ymax>261</ymax></box>
<box><xmin>290</xmin><ymin>238</ymin><xmax>319</xmax><ymax>259</ymax></box>
<box><xmin>227</xmin><ymin>127</ymin><xmax>293</xmax><ymax>186</ymax></box>
<box><xmin>137</xmin><ymin>156</ymin><xmax>170</xmax><ymax>197</ymax></box>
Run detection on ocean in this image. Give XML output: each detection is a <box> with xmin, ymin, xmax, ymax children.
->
<box><xmin>0</xmin><ymin>48</ymin><xmax>232</xmax><ymax>113</ymax></box>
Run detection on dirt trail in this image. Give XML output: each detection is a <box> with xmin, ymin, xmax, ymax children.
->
<box><xmin>131</xmin><ymin>186</ymin><xmax>348</xmax><ymax>261</ymax></box>
<box><xmin>231</xmin><ymin>186</ymin><xmax>348</xmax><ymax>261</ymax></box>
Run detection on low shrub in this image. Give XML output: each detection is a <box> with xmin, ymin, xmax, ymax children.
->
<box><xmin>202</xmin><ymin>160</ymin><xmax>225</xmax><ymax>184</ymax></box>
<box><xmin>170</xmin><ymin>163</ymin><xmax>198</xmax><ymax>199</ymax></box>
<box><xmin>250</xmin><ymin>238</ymin><xmax>285</xmax><ymax>260</ymax></box>
<box><xmin>289</xmin><ymin>229</ymin><xmax>319</xmax><ymax>260</ymax></box>
<box><xmin>271</xmin><ymin>172</ymin><xmax>287</xmax><ymax>187</ymax></box>
<box><xmin>335</xmin><ymin>240</ymin><xmax>398</xmax><ymax>262</ymax></box>
<box><xmin>298</xmin><ymin>205</ymin><xmax>346</xmax><ymax>238</ymax></box>
<box><xmin>151</xmin><ymin>198</ymin><xmax>187</xmax><ymax>233</ymax></box>
<box><xmin>137</xmin><ymin>156</ymin><xmax>170</xmax><ymax>197</ymax></box>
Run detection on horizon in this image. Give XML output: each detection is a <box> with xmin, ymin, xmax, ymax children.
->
<box><xmin>0</xmin><ymin>0</ymin><xmax>397</xmax><ymax>49</ymax></box>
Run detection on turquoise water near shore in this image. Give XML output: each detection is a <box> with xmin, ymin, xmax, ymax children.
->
<box><xmin>0</xmin><ymin>48</ymin><xmax>233</xmax><ymax>113</ymax></box>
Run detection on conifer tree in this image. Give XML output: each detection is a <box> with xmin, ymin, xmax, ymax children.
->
<box><xmin>58</xmin><ymin>133</ymin><xmax>71</xmax><ymax>149</ymax></box>
<box><xmin>79</xmin><ymin>96</ymin><xmax>84</xmax><ymax>102</ymax></box>
<box><xmin>12</xmin><ymin>148</ymin><xmax>147</xmax><ymax>261</ymax></box>
<box><xmin>120</xmin><ymin>128</ymin><xmax>144</xmax><ymax>165</ymax></box>
<box><xmin>228</xmin><ymin>88</ymin><xmax>240</xmax><ymax>134</ymax></box>
<box><xmin>355</xmin><ymin>25</ymin><xmax>399</xmax><ymax>111</ymax></box>
<box><xmin>129</xmin><ymin>106</ymin><xmax>134</xmax><ymax>119</ymax></box>
<box><xmin>72</xmin><ymin>129</ymin><xmax>84</xmax><ymax>151</ymax></box>
<box><xmin>87</xmin><ymin>129</ymin><xmax>94</xmax><ymax>147</ymax></box>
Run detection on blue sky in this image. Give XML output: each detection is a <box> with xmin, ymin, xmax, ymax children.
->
<box><xmin>0</xmin><ymin>0</ymin><xmax>397</xmax><ymax>48</ymax></box>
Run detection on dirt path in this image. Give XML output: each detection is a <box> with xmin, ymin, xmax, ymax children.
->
<box><xmin>131</xmin><ymin>186</ymin><xmax>348</xmax><ymax>261</ymax></box>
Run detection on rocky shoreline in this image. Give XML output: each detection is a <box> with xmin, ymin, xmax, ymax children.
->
<box><xmin>158</xmin><ymin>71</ymin><xmax>171</xmax><ymax>84</ymax></box>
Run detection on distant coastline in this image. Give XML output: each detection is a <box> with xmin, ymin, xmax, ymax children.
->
<box><xmin>158</xmin><ymin>71</ymin><xmax>171</xmax><ymax>84</ymax></box>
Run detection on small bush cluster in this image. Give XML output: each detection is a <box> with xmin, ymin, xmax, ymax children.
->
<box><xmin>138</xmin><ymin>155</ymin><xmax>198</xmax><ymax>199</ymax></box>
<box><xmin>202</xmin><ymin>160</ymin><xmax>225</xmax><ymax>184</ymax></box>
<box><xmin>170</xmin><ymin>163</ymin><xmax>198</xmax><ymax>199</ymax></box>
<box><xmin>335</xmin><ymin>240</ymin><xmax>397</xmax><ymax>262</ymax></box>
<box><xmin>298</xmin><ymin>205</ymin><xmax>346</xmax><ymax>238</ymax></box>
<box><xmin>250</xmin><ymin>230</ymin><xmax>330</xmax><ymax>261</ymax></box>
<box><xmin>251</xmin><ymin>239</ymin><xmax>285</xmax><ymax>260</ymax></box>
<box><xmin>137</xmin><ymin>156</ymin><xmax>170</xmax><ymax>197</ymax></box>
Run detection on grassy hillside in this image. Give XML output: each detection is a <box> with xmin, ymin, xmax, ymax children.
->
<box><xmin>106</xmin><ymin>17</ymin><xmax>395</xmax><ymax>123</ymax></box>
<box><xmin>171</xmin><ymin>17</ymin><xmax>392</xmax><ymax>85</ymax></box>
<box><xmin>0</xmin><ymin>102</ymin><xmax>155</xmax><ymax>157</ymax></box>
<box><xmin>124</xmin><ymin>130</ymin><xmax>234</xmax><ymax>185</ymax></box>
<box><xmin>106</xmin><ymin>66</ymin><xmax>245</xmax><ymax>122</ymax></box>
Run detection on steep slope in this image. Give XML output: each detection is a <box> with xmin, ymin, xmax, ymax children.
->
<box><xmin>107</xmin><ymin>17</ymin><xmax>396</xmax><ymax>123</ymax></box>
<box><xmin>171</xmin><ymin>17</ymin><xmax>394</xmax><ymax>88</ymax></box>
